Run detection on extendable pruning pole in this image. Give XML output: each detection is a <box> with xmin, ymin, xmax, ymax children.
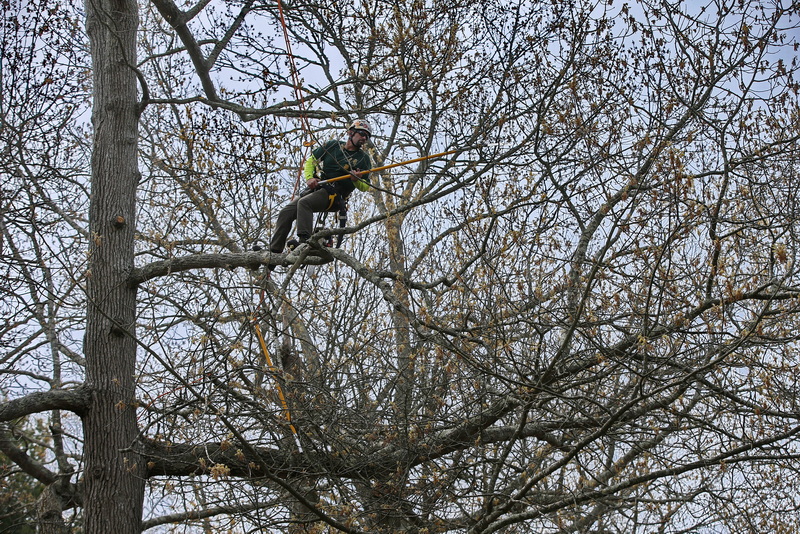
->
<box><xmin>319</xmin><ymin>148</ymin><xmax>461</xmax><ymax>184</ymax></box>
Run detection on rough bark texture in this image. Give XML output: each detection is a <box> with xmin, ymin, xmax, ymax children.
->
<box><xmin>36</xmin><ymin>484</ymin><xmax>68</xmax><ymax>534</ymax></box>
<box><xmin>83</xmin><ymin>1</ymin><xmax>145</xmax><ymax>532</ymax></box>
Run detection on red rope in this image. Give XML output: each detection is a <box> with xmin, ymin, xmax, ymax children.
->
<box><xmin>275</xmin><ymin>0</ymin><xmax>313</xmax><ymax>199</ymax></box>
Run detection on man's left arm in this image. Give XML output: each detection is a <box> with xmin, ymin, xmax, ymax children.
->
<box><xmin>353</xmin><ymin>173</ymin><xmax>370</xmax><ymax>191</ymax></box>
<box><xmin>352</xmin><ymin>153</ymin><xmax>372</xmax><ymax>192</ymax></box>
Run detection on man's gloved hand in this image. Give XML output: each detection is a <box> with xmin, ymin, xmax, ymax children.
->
<box><xmin>306</xmin><ymin>178</ymin><xmax>320</xmax><ymax>189</ymax></box>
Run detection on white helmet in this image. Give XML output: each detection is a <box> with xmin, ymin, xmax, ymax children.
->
<box><xmin>348</xmin><ymin>119</ymin><xmax>371</xmax><ymax>136</ymax></box>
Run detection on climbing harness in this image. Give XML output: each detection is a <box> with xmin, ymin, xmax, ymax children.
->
<box><xmin>312</xmin><ymin>206</ymin><xmax>348</xmax><ymax>248</ymax></box>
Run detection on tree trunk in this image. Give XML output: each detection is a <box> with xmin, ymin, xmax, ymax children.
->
<box><xmin>36</xmin><ymin>484</ymin><xmax>67</xmax><ymax>534</ymax></box>
<box><xmin>82</xmin><ymin>1</ymin><xmax>145</xmax><ymax>533</ymax></box>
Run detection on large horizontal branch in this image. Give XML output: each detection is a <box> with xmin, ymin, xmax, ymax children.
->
<box><xmin>141</xmin><ymin>500</ymin><xmax>273</xmax><ymax>531</ymax></box>
<box><xmin>139</xmin><ymin>404</ymin><xmax>561</xmax><ymax>483</ymax></box>
<box><xmin>140</xmin><ymin>439</ymin><xmax>294</xmax><ymax>479</ymax></box>
<box><xmin>139</xmin><ymin>95</ymin><xmax>334</xmax><ymax>121</ymax></box>
<box><xmin>140</xmin><ymin>436</ymin><xmax>397</xmax><ymax>482</ymax></box>
<box><xmin>139</xmin><ymin>380</ymin><xmax>697</xmax><ymax>486</ymax></box>
<box><xmin>0</xmin><ymin>385</ymin><xmax>91</xmax><ymax>422</ymax></box>
<box><xmin>128</xmin><ymin>250</ymin><xmax>332</xmax><ymax>286</ymax></box>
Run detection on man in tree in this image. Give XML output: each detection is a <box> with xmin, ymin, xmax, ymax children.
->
<box><xmin>269</xmin><ymin>119</ymin><xmax>373</xmax><ymax>256</ymax></box>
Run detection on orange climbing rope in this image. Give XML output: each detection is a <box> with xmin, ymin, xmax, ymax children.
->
<box><xmin>275</xmin><ymin>0</ymin><xmax>314</xmax><ymax>199</ymax></box>
<box><xmin>244</xmin><ymin>3</ymin><xmax>313</xmax><ymax>447</ymax></box>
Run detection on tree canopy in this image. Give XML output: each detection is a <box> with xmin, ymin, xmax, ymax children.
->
<box><xmin>2</xmin><ymin>0</ymin><xmax>800</xmax><ymax>532</ymax></box>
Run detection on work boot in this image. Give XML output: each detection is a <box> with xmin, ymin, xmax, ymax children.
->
<box><xmin>288</xmin><ymin>234</ymin><xmax>309</xmax><ymax>251</ymax></box>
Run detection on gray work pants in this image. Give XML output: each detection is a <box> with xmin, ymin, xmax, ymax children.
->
<box><xmin>270</xmin><ymin>188</ymin><xmax>335</xmax><ymax>252</ymax></box>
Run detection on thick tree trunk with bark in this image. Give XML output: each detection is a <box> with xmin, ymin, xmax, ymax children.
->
<box><xmin>82</xmin><ymin>1</ymin><xmax>145</xmax><ymax>532</ymax></box>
